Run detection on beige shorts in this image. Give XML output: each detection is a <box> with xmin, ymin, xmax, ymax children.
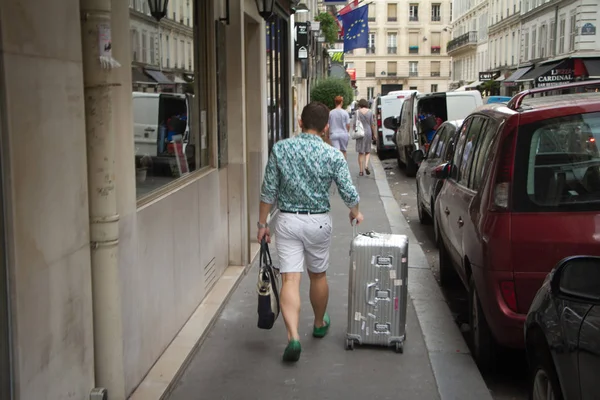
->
<box><xmin>275</xmin><ymin>212</ymin><xmax>333</xmax><ymax>274</ymax></box>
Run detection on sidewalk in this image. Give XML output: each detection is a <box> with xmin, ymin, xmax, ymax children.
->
<box><xmin>167</xmin><ymin>145</ymin><xmax>491</xmax><ymax>400</ymax></box>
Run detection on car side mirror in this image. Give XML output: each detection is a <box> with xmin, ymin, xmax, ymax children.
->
<box><xmin>384</xmin><ymin>116</ymin><xmax>400</xmax><ymax>130</ymax></box>
<box><xmin>551</xmin><ymin>256</ymin><xmax>600</xmax><ymax>302</ymax></box>
<box><xmin>412</xmin><ymin>149</ymin><xmax>425</xmax><ymax>163</ymax></box>
<box><xmin>433</xmin><ymin>163</ymin><xmax>451</xmax><ymax>179</ymax></box>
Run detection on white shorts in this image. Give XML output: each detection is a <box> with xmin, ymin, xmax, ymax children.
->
<box><xmin>275</xmin><ymin>212</ymin><xmax>333</xmax><ymax>274</ymax></box>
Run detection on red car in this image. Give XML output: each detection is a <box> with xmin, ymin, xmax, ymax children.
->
<box><xmin>433</xmin><ymin>82</ymin><xmax>600</xmax><ymax>371</ymax></box>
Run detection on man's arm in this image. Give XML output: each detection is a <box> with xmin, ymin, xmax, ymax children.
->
<box><xmin>258</xmin><ymin>150</ymin><xmax>279</xmax><ymax>242</ymax></box>
<box><xmin>332</xmin><ymin>154</ymin><xmax>364</xmax><ymax>224</ymax></box>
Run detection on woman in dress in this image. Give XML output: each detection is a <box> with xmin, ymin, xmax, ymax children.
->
<box><xmin>355</xmin><ymin>98</ymin><xmax>376</xmax><ymax>176</ymax></box>
<box><xmin>327</xmin><ymin>96</ymin><xmax>350</xmax><ymax>159</ymax></box>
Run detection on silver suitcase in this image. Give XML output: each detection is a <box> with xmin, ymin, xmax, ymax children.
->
<box><xmin>345</xmin><ymin>230</ymin><xmax>408</xmax><ymax>353</ymax></box>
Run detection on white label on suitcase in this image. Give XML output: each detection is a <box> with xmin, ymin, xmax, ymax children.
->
<box><xmin>366</xmin><ymin>327</ymin><xmax>370</xmax><ymax>336</ymax></box>
<box><xmin>394</xmin><ymin>279</ymin><xmax>402</xmax><ymax>286</ymax></box>
<box><xmin>371</xmin><ymin>256</ymin><xmax>376</xmax><ymax>265</ymax></box>
<box><xmin>354</xmin><ymin>312</ymin><xmax>361</xmax><ymax>321</ymax></box>
<box><xmin>361</xmin><ymin>321</ymin><xmax>366</xmax><ymax>331</ymax></box>
<box><xmin>367</xmin><ymin>313</ymin><xmax>377</xmax><ymax>319</ymax></box>
<box><xmin>389</xmin><ymin>270</ymin><xmax>397</xmax><ymax>279</ymax></box>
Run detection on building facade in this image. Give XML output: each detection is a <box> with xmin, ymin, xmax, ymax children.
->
<box><xmin>129</xmin><ymin>0</ymin><xmax>195</xmax><ymax>92</ymax></box>
<box><xmin>0</xmin><ymin>0</ymin><xmax>295</xmax><ymax>399</ymax></box>
<box><xmin>345</xmin><ymin>0</ymin><xmax>453</xmax><ymax>99</ymax></box>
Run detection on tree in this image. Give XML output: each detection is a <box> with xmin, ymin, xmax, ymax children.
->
<box><xmin>310</xmin><ymin>77</ymin><xmax>354</xmax><ymax>110</ymax></box>
<box><xmin>314</xmin><ymin>12</ymin><xmax>339</xmax><ymax>46</ymax></box>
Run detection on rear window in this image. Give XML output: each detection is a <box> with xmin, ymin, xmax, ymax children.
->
<box><xmin>513</xmin><ymin>112</ymin><xmax>600</xmax><ymax>212</ymax></box>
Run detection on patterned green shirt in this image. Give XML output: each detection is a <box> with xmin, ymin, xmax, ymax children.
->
<box><xmin>260</xmin><ymin>133</ymin><xmax>360</xmax><ymax>212</ymax></box>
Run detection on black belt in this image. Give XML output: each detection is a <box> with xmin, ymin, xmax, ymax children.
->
<box><xmin>280</xmin><ymin>210</ymin><xmax>328</xmax><ymax>215</ymax></box>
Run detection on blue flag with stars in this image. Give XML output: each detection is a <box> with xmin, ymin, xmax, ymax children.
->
<box><xmin>340</xmin><ymin>5</ymin><xmax>369</xmax><ymax>53</ymax></box>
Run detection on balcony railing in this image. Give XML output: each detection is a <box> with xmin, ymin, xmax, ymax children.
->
<box><xmin>409</xmin><ymin>16</ymin><xmax>419</xmax><ymax>21</ymax></box>
<box><xmin>388</xmin><ymin>16</ymin><xmax>397</xmax><ymax>21</ymax></box>
<box><xmin>447</xmin><ymin>31</ymin><xmax>478</xmax><ymax>53</ymax></box>
<box><xmin>409</xmin><ymin>71</ymin><xmax>419</xmax><ymax>77</ymax></box>
<box><xmin>387</xmin><ymin>46</ymin><xmax>397</xmax><ymax>54</ymax></box>
<box><xmin>431</xmin><ymin>15</ymin><xmax>441</xmax><ymax>22</ymax></box>
<box><xmin>366</xmin><ymin>72</ymin><xmax>375</xmax><ymax>77</ymax></box>
<box><xmin>366</xmin><ymin>47</ymin><xmax>376</xmax><ymax>54</ymax></box>
<box><xmin>430</xmin><ymin>72</ymin><xmax>441</xmax><ymax>77</ymax></box>
<box><xmin>387</xmin><ymin>72</ymin><xmax>397</xmax><ymax>77</ymax></box>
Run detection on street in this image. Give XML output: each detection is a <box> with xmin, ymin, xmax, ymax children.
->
<box><xmin>379</xmin><ymin>155</ymin><xmax>529</xmax><ymax>400</ymax></box>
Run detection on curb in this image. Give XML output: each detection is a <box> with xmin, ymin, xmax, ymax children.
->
<box><xmin>370</xmin><ymin>155</ymin><xmax>493</xmax><ymax>400</ymax></box>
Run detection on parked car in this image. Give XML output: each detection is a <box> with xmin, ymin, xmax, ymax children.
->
<box><xmin>384</xmin><ymin>90</ymin><xmax>483</xmax><ymax>177</ymax></box>
<box><xmin>412</xmin><ymin>120</ymin><xmax>463</xmax><ymax>236</ymax></box>
<box><xmin>485</xmin><ymin>96</ymin><xmax>512</xmax><ymax>104</ymax></box>
<box><xmin>433</xmin><ymin>82</ymin><xmax>600</xmax><ymax>370</ymax></box>
<box><xmin>525</xmin><ymin>256</ymin><xmax>600</xmax><ymax>400</ymax></box>
<box><xmin>372</xmin><ymin>91</ymin><xmax>418</xmax><ymax>159</ymax></box>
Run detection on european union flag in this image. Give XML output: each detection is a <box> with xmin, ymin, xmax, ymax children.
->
<box><xmin>340</xmin><ymin>5</ymin><xmax>369</xmax><ymax>53</ymax></box>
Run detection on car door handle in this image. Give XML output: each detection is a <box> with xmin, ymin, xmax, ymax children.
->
<box><xmin>457</xmin><ymin>217</ymin><xmax>464</xmax><ymax>227</ymax></box>
<box><xmin>444</xmin><ymin>207</ymin><xmax>450</xmax><ymax>215</ymax></box>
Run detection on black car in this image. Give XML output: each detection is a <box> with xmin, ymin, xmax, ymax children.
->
<box><xmin>412</xmin><ymin>120</ymin><xmax>463</xmax><ymax>236</ymax></box>
<box><xmin>525</xmin><ymin>255</ymin><xmax>600</xmax><ymax>400</ymax></box>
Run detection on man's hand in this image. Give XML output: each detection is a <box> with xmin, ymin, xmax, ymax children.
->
<box><xmin>257</xmin><ymin>227</ymin><xmax>271</xmax><ymax>244</ymax></box>
<box><xmin>349</xmin><ymin>211</ymin><xmax>364</xmax><ymax>225</ymax></box>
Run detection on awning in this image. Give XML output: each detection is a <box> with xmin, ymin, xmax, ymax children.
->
<box><xmin>495</xmin><ymin>74</ymin><xmax>506</xmax><ymax>81</ymax></box>
<box><xmin>517</xmin><ymin>59</ymin><xmax>574</xmax><ymax>87</ymax></box>
<box><xmin>132</xmin><ymin>68</ymin><xmax>155</xmax><ymax>84</ymax></box>
<box><xmin>144</xmin><ymin>69</ymin><xmax>172</xmax><ymax>84</ymax></box>
<box><xmin>504</xmin><ymin>66</ymin><xmax>532</xmax><ymax>83</ymax></box>
<box><xmin>584</xmin><ymin>59</ymin><xmax>600</xmax><ymax>78</ymax></box>
<box><xmin>465</xmin><ymin>80</ymin><xmax>483</xmax><ymax>88</ymax></box>
<box><xmin>173</xmin><ymin>76</ymin><xmax>186</xmax><ymax>84</ymax></box>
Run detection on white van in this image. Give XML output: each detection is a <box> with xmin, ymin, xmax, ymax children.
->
<box><xmin>373</xmin><ymin>90</ymin><xmax>418</xmax><ymax>159</ymax></box>
<box><xmin>387</xmin><ymin>91</ymin><xmax>483</xmax><ymax>176</ymax></box>
<box><xmin>132</xmin><ymin>92</ymin><xmax>195</xmax><ymax>168</ymax></box>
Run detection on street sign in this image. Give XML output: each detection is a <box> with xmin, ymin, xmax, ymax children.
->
<box><xmin>582</xmin><ymin>23</ymin><xmax>596</xmax><ymax>36</ymax></box>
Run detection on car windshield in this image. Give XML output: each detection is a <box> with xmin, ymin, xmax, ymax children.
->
<box><xmin>513</xmin><ymin>112</ymin><xmax>600</xmax><ymax>212</ymax></box>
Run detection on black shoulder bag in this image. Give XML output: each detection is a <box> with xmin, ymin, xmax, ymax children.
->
<box><xmin>257</xmin><ymin>240</ymin><xmax>281</xmax><ymax>330</ymax></box>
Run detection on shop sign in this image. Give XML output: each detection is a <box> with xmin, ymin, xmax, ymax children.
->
<box><xmin>297</xmin><ymin>46</ymin><xmax>308</xmax><ymax>59</ymax></box>
<box><xmin>536</xmin><ymin>66</ymin><xmax>573</xmax><ymax>87</ymax></box>
<box><xmin>347</xmin><ymin>68</ymin><xmax>357</xmax><ymax>81</ymax></box>
<box><xmin>582</xmin><ymin>23</ymin><xmax>596</xmax><ymax>36</ymax></box>
<box><xmin>295</xmin><ymin>22</ymin><xmax>309</xmax><ymax>60</ymax></box>
<box><xmin>328</xmin><ymin>50</ymin><xmax>344</xmax><ymax>64</ymax></box>
<box><xmin>479</xmin><ymin>71</ymin><xmax>500</xmax><ymax>81</ymax></box>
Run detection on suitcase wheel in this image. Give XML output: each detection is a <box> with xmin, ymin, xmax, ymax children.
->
<box><xmin>394</xmin><ymin>342</ymin><xmax>404</xmax><ymax>354</ymax></box>
<box><xmin>345</xmin><ymin>338</ymin><xmax>355</xmax><ymax>351</ymax></box>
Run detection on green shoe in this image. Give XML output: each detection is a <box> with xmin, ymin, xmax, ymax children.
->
<box><xmin>313</xmin><ymin>313</ymin><xmax>331</xmax><ymax>338</ymax></box>
<box><xmin>282</xmin><ymin>340</ymin><xmax>302</xmax><ymax>362</ymax></box>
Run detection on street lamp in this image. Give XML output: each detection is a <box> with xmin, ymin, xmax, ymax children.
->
<box><xmin>293</xmin><ymin>2</ymin><xmax>310</xmax><ymax>13</ymax></box>
<box><xmin>255</xmin><ymin>0</ymin><xmax>275</xmax><ymax>21</ymax></box>
<box><xmin>148</xmin><ymin>0</ymin><xmax>169</xmax><ymax>22</ymax></box>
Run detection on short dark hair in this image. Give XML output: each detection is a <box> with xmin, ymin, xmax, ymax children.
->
<box><xmin>301</xmin><ymin>101</ymin><xmax>330</xmax><ymax>133</ymax></box>
<box><xmin>358</xmin><ymin>99</ymin><xmax>369</xmax><ymax>108</ymax></box>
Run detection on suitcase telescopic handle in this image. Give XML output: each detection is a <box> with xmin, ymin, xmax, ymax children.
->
<box><xmin>352</xmin><ymin>219</ymin><xmax>358</xmax><ymax>237</ymax></box>
<box><xmin>366</xmin><ymin>282</ymin><xmax>377</xmax><ymax>306</ymax></box>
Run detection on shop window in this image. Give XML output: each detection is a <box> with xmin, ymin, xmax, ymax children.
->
<box><xmin>266</xmin><ymin>16</ymin><xmax>291</xmax><ymax>153</ymax></box>
<box><xmin>131</xmin><ymin>0</ymin><xmax>210</xmax><ymax>200</ymax></box>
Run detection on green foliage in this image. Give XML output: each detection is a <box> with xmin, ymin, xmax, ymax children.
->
<box><xmin>314</xmin><ymin>12</ymin><xmax>339</xmax><ymax>46</ymax></box>
<box><xmin>310</xmin><ymin>78</ymin><xmax>354</xmax><ymax>110</ymax></box>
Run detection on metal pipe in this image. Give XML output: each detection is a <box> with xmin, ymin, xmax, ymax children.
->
<box><xmin>79</xmin><ymin>0</ymin><xmax>125</xmax><ymax>397</ymax></box>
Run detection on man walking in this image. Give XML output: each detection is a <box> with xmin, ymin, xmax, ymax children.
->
<box><xmin>257</xmin><ymin>102</ymin><xmax>363</xmax><ymax>363</ymax></box>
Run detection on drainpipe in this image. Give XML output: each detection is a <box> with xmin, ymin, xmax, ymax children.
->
<box><xmin>553</xmin><ymin>5</ymin><xmax>559</xmax><ymax>57</ymax></box>
<box><xmin>80</xmin><ymin>0</ymin><xmax>126</xmax><ymax>398</ymax></box>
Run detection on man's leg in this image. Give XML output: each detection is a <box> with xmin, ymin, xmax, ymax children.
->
<box><xmin>280</xmin><ymin>272</ymin><xmax>302</xmax><ymax>341</ymax></box>
<box><xmin>308</xmin><ymin>270</ymin><xmax>328</xmax><ymax>327</ymax></box>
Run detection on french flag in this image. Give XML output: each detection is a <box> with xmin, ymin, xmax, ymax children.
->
<box><xmin>335</xmin><ymin>0</ymin><xmax>359</xmax><ymax>38</ymax></box>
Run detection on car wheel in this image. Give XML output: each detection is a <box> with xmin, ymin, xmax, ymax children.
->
<box><xmin>417</xmin><ymin>184</ymin><xmax>431</xmax><ymax>225</ymax></box>
<box><xmin>437</xmin><ymin>233</ymin><xmax>455</xmax><ymax>286</ymax></box>
<box><xmin>469</xmin><ymin>275</ymin><xmax>496</xmax><ymax>372</ymax></box>
<box><xmin>530</xmin><ymin>349</ymin><xmax>563</xmax><ymax>400</ymax></box>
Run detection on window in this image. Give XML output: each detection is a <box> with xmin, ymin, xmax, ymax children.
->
<box><xmin>141</xmin><ymin>31</ymin><xmax>148</xmax><ymax>63</ymax></box>
<box><xmin>409</xmin><ymin>4</ymin><xmax>419</xmax><ymax>21</ymax></box>
<box><xmin>367</xmin><ymin>33</ymin><xmax>376</xmax><ymax>53</ymax></box>
<box><xmin>431</xmin><ymin>4</ymin><xmax>441</xmax><ymax>22</ymax></box>
<box><xmin>450</xmin><ymin>119</ymin><xmax>471</xmax><ymax>180</ymax></box>
<box><xmin>388</xmin><ymin>3</ymin><xmax>398</xmax><ymax>22</ymax></box>
<box><xmin>410</xmin><ymin>86</ymin><xmax>418</xmax><ymax>90</ymax></box>
<box><xmin>513</xmin><ymin>112</ymin><xmax>600</xmax><ymax>212</ymax></box>
<box><xmin>387</xmin><ymin>61</ymin><xmax>397</xmax><ymax>76</ymax></box>
<box><xmin>387</xmin><ymin>33</ymin><xmax>398</xmax><ymax>54</ymax></box>
<box><xmin>569</xmin><ymin>14</ymin><xmax>576</xmax><ymax>51</ymax></box>
<box><xmin>409</xmin><ymin>61</ymin><xmax>418</xmax><ymax>77</ymax></box>
<box><xmin>366</xmin><ymin>62</ymin><xmax>376</xmax><ymax>77</ymax></box>
<box><xmin>180</xmin><ymin>40</ymin><xmax>184</xmax><ymax>69</ymax></box>
<box><xmin>431</xmin><ymin>84</ymin><xmax>439</xmax><ymax>93</ymax></box>
<box><xmin>559</xmin><ymin>18</ymin><xmax>566</xmax><ymax>53</ymax></box>
<box><xmin>471</xmin><ymin>120</ymin><xmax>499</xmax><ymax>190</ymax></box>
<box><xmin>454</xmin><ymin>117</ymin><xmax>485</xmax><ymax>186</ymax></box>
<box><xmin>523</xmin><ymin>0</ymin><xmax>529</xmax><ymax>13</ymax></box>
<box><xmin>409</xmin><ymin>32</ymin><xmax>419</xmax><ymax>54</ymax></box>
<box><xmin>431</xmin><ymin>32</ymin><xmax>441</xmax><ymax>53</ymax></box>
<box><xmin>428</xmin><ymin>127</ymin><xmax>445</xmax><ymax>159</ymax></box>
<box><xmin>188</xmin><ymin>42</ymin><xmax>192</xmax><ymax>70</ymax></box>
<box><xmin>531</xmin><ymin>28</ymin><xmax>536</xmax><ymax>59</ymax></box>
<box><xmin>539</xmin><ymin>25</ymin><xmax>547</xmax><ymax>58</ymax></box>
<box><xmin>367</xmin><ymin>87</ymin><xmax>375</xmax><ymax>99</ymax></box>
<box><xmin>549</xmin><ymin>21</ymin><xmax>556</xmax><ymax>56</ymax></box>
<box><xmin>368</xmin><ymin>4</ymin><xmax>376</xmax><ymax>21</ymax></box>
<box><xmin>130</xmin><ymin>0</ymin><xmax>207</xmax><ymax>200</ymax></box>
<box><xmin>524</xmin><ymin>31</ymin><xmax>529</xmax><ymax>61</ymax></box>
<box><xmin>430</xmin><ymin>61</ymin><xmax>441</xmax><ymax>77</ymax></box>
